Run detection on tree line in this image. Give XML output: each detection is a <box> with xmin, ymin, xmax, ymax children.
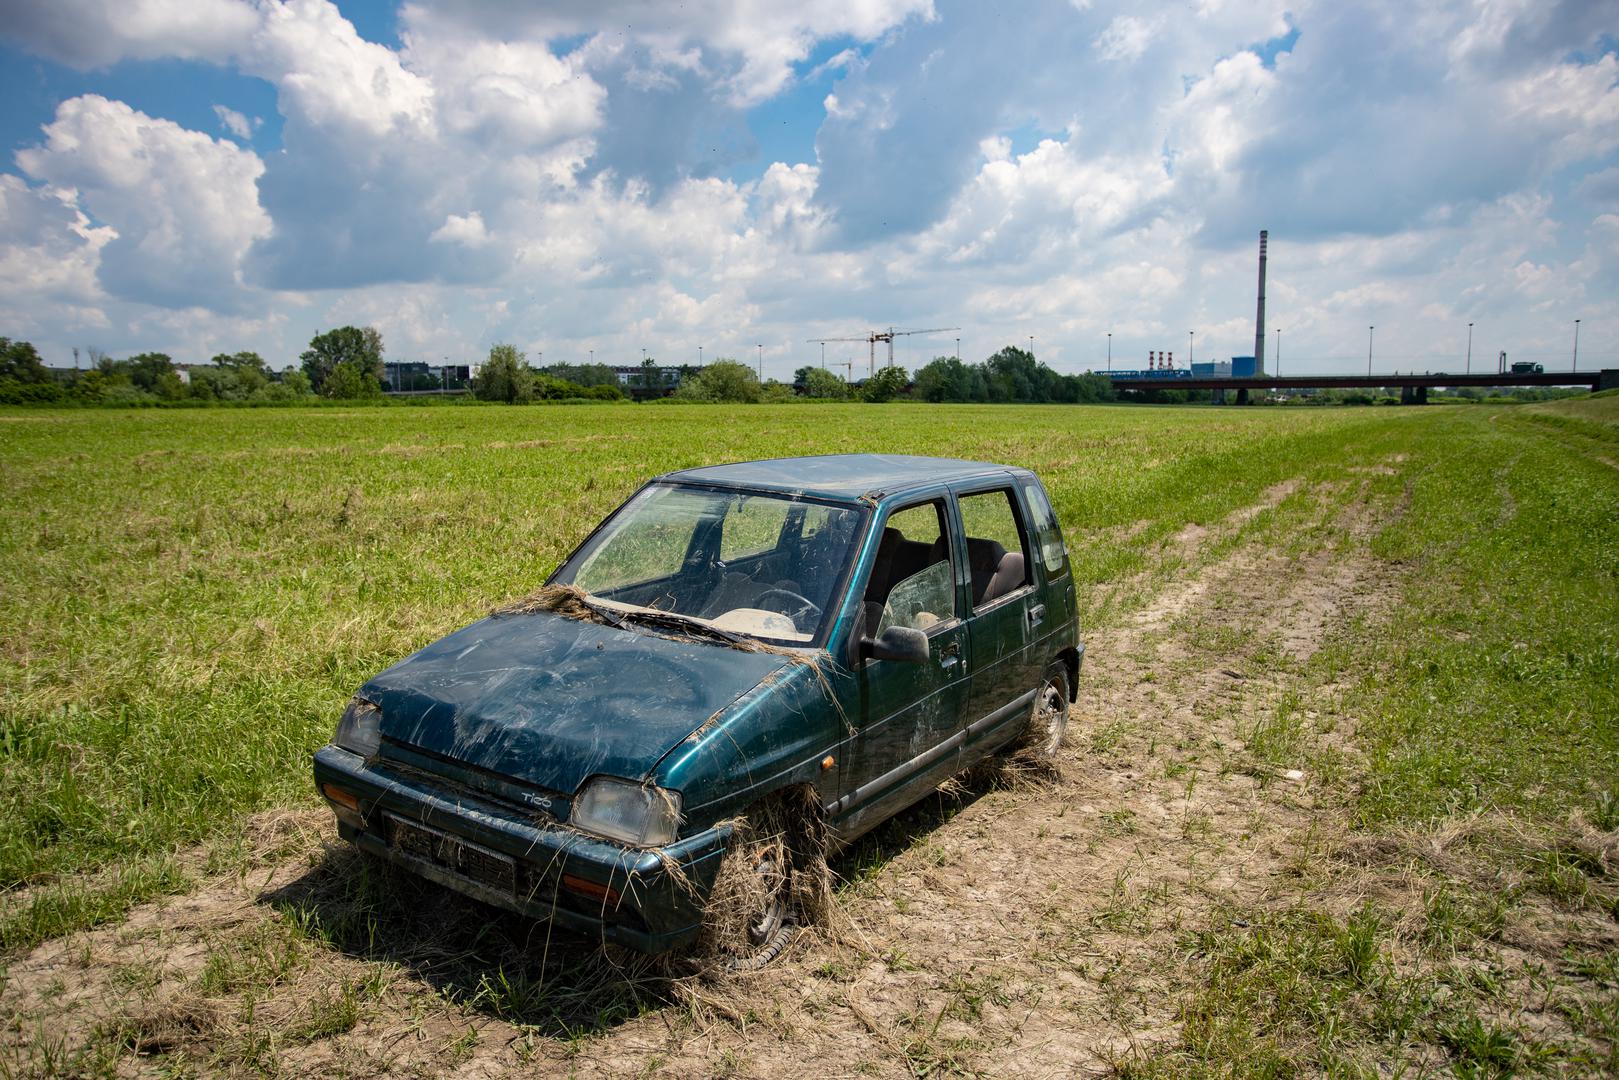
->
<box><xmin>20</xmin><ymin>332</ymin><xmax>1560</xmax><ymax>410</ymax></box>
<box><xmin>1</xmin><ymin>334</ymin><xmax>1118</xmax><ymax>407</ymax></box>
<box><xmin>0</xmin><ymin>329</ymin><xmax>629</xmax><ymax>406</ymax></box>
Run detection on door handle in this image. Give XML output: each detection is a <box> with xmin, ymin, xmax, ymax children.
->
<box><xmin>1027</xmin><ymin>603</ymin><xmax>1046</xmax><ymax>625</ymax></box>
<box><xmin>939</xmin><ymin>641</ymin><xmax>961</xmax><ymax>669</ymax></box>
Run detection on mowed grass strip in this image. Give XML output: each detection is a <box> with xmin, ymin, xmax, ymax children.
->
<box><xmin>0</xmin><ymin>401</ymin><xmax>1481</xmax><ymax>949</ymax></box>
<box><xmin>1132</xmin><ymin>397</ymin><xmax>1619</xmax><ymax>1077</ymax></box>
<box><xmin>1356</xmin><ymin>400</ymin><xmax>1619</xmax><ymax>826</ymax></box>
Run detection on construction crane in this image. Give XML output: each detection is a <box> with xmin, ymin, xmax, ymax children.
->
<box><xmin>807</xmin><ymin>326</ymin><xmax>960</xmax><ymax>378</ymax></box>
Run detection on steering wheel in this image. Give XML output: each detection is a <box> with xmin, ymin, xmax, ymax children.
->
<box><xmin>753</xmin><ymin>588</ymin><xmax>821</xmax><ymax>631</ymax></box>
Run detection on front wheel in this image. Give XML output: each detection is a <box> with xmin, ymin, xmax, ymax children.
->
<box><xmin>697</xmin><ymin>794</ymin><xmax>827</xmax><ymax>971</ymax></box>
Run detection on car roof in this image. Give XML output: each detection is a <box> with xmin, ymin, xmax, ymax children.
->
<box><xmin>657</xmin><ymin>454</ymin><xmax>1034</xmax><ymax>502</ymax></box>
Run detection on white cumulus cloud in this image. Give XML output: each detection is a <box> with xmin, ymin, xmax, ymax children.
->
<box><xmin>211</xmin><ymin>105</ymin><xmax>257</xmax><ymax>140</ymax></box>
<box><xmin>14</xmin><ymin>95</ymin><xmax>270</xmax><ymax>310</ymax></box>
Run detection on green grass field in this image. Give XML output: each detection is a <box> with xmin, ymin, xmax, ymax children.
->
<box><xmin>2</xmin><ymin>398</ymin><xmax>1617</xmax><ymax>1074</ymax></box>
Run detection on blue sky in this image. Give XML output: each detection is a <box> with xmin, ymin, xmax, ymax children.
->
<box><xmin>0</xmin><ymin>0</ymin><xmax>1615</xmax><ymax>378</ymax></box>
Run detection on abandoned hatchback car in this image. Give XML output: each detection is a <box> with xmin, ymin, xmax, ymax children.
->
<box><xmin>313</xmin><ymin>454</ymin><xmax>1083</xmax><ymax>966</ymax></box>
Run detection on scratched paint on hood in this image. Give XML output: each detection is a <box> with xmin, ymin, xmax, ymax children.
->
<box><xmin>361</xmin><ymin>611</ymin><xmax>792</xmax><ymax>794</ymax></box>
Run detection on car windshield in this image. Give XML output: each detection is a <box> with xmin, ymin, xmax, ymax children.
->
<box><xmin>551</xmin><ymin>484</ymin><xmax>865</xmax><ymax>644</ymax></box>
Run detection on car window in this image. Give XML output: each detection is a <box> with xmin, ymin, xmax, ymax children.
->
<box><xmin>956</xmin><ymin>488</ymin><xmax>1032</xmax><ymax>609</ymax></box>
<box><xmin>799</xmin><ymin>503</ymin><xmax>834</xmax><ymax>541</ymax></box>
<box><xmin>556</xmin><ymin>485</ymin><xmax>863</xmax><ymax>644</ymax></box>
<box><xmin>570</xmin><ymin>485</ymin><xmax>707</xmax><ymax>591</ymax></box>
<box><xmin>878</xmin><ymin>561</ymin><xmax>954</xmax><ymax>635</ymax></box>
<box><xmin>863</xmin><ymin>500</ymin><xmax>956</xmax><ymax>635</ymax></box>
<box><xmin>720</xmin><ymin>494</ymin><xmax>790</xmax><ymax>561</ymax></box>
<box><xmin>1022</xmin><ymin>482</ymin><xmax>1067</xmax><ymax>577</ymax></box>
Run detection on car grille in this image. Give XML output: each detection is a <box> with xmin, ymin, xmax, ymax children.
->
<box><xmin>386</xmin><ymin>814</ymin><xmax>516</xmax><ymax>894</ymax></box>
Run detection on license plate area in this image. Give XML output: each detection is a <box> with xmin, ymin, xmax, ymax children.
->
<box><xmin>385</xmin><ymin>814</ymin><xmax>516</xmax><ymax>894</ymax></box>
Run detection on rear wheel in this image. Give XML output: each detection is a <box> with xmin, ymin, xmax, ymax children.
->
<box><xmin>1024</xmin><ymin>661</ymin><xmax>1070</xmax><ymax>759</ymax></box>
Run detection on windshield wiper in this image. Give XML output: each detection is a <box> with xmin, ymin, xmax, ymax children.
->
<box><xmin>615</xmin><ymin>607</ymin><xmax>750</xmax><ymax>646</ymax></box>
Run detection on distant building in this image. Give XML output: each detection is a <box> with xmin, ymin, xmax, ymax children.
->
<box><xmin>384</xmin><ymin>361</ymin><xmax>471</xmax><ymax>391</ymax></box>
<box><xmin>608</xmin><ymin>364</ymin><xmax>699</xmax><ymax>399</ymax></box>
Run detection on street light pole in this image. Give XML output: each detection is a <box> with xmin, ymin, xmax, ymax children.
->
<box><xmin>1573</xmin><ymin>318</ymin><xmax>1581</xmax><ymax>372</ymax></box>
<box><xmin>1188</xmin><ymin>330</ymin><xmax>1194</xmax><ymax>368</ymax></box>
<box><xmin>821</xmin><ymin>341</ymin><xmax>825</xmax><ymax>369</ymax></box>
<box><xmin>1275</xmin><ymin>328</ymin><xmax>1281</xmax><ymax>377</ymax></box>
<box><xmin>1107</xmin><ymin>332</ymin><xmax>1112</xmax><ymax>373</ymax></box>
<box><xmin>757</xmin><ymin>343</ymin><xmax>763</xmax><ymax>381</ymax></box>
<box><xmin>698</xmin><ymin>345</ymin><xmax>703</xmax><ymax>366</ymax></box>
<box><xmin>955</xmin><ymin>337</ymin><xmax>960</xmax><ymax>360</ymax></box>
<box><xmin>1465</xmin><ymin>323</ymin><xmax>1472</xmax><ymax>374</ymax></box>
<box><xmin>1028</xmin><ymin>335</ymin><xmax>1034</xmax><ymax>359</ymax></box>
<box><xmin>1367</xmin><ymin>326</ymin><xmax>1375</xmax><ymax>376</ymax></box>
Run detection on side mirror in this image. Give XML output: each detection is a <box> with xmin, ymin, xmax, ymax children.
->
<box><xmin>861</xmin><ymin>625</ymin><xmax>929</xmax><ymax>664</ymax></box>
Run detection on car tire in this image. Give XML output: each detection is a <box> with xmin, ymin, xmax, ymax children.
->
<box><xmin>699</xmin><ymin>793</ymin><xmax>827</xmax><ymax>971</ymax></box>
<box><xmin>1023</xmin><ymin>660</ymin><xmax>1070</xmax><ymax>760</ymax></box>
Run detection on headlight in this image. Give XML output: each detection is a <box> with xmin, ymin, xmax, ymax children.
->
<box><xmin>333</xmin><ymin>697</ymin><xmax>382</xmax><ymax>757</ymax></box>
<box><xmin>572</xmin><ymin>777</ymin><xmax>682</xmax><ymax>847</ymax></box>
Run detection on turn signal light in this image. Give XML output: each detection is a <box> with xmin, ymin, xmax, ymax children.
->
<box><xmin>321</xmin><ymin>784</ymin><xmax>360</xmax><ymax>811</ymax></box>
<box><xmin>562</xmin><ymin>873</ymin><xmax>621</xmax><ymax>906</ymax></box>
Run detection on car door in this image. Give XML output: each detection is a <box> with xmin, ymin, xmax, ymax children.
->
<box><xmin>833</xmin><ymin>498</ymin><xmax>969</xmax><ymax>837</ymax></box>
<box><xmin>953</xmin><ymin>484</ymin><xmax>1043</xmax><ymax>753</ymax></box>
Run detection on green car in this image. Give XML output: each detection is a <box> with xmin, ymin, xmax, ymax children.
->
<box><xmin>313</xmin><ymin>454</ymin><xmax>1082</xmax><ymax>966</ymax></box>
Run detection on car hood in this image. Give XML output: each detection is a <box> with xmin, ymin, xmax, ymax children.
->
<box><xmin>362</xmin><ymin>610</ymin><xmax>791</xmax><ymax>794</ymax></box>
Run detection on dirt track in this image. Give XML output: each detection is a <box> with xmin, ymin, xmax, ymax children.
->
<box><xmin>3</xmin><ymin>467</ymin><xmax>1574</xmax><ymax>1077</ymax></box>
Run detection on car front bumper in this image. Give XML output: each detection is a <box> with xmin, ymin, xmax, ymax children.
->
<box><xmin>312</xmin><ymin>745</ymin><xmax>729</xmax><ymax>953</ymax></box>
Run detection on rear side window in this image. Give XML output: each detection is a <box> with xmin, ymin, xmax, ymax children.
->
<box><xmin>956</xmin><ymin>489</ymin><xmax>1032</xmax><ymax>609</ymax></box>
<box><xmin>1022</xmin><ymin>482</ymin><xmax>1067</xmax><ymax>577</ymax></box>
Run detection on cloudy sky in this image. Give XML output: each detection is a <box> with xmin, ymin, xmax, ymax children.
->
<box><xmin>0</xmin><ymin>0</ymin><xmax>1614</xmax><ymax>378</ymax></box>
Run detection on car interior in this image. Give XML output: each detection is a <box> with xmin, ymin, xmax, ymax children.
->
<box><xmin>866</xmin><ymin>502</ymin><xmax>1025</xmax><ymax>602</ymax></box>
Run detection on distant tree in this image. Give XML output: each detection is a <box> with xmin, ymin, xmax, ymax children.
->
<box><xmin>982</xmin><ymin>346</ymin><xmax>1045</xmax><ymax>402</ymax></box>
<box><xmin>638</xmin><ymin>357</ymin><xmax>659</xmax><ymax>390</ymax></box>
<box><xmin>801</xmin><ymin>367</ymin><xmax>850</xmax><ymax>400</ymax></box>
<box><xmin>153</xmin><ymin>371</ymin><xmax>188</xmax><ymax>400</ymax></box>
<box><xmin>210</xmin><ymin>351</ymin><xmax>269</xmax><ymax>395</ymax></box>
<box><xmin>323</xmin><ymin>361</ymin><xmax>383</xmax><ymax>399</ymax></box>
<box><xmin>212</xmin><ymin>350</ymin><xmax>267</xmax><ymax>374</ymax></box>
<box><xmin>1062</xmin><ymin>372</ymin><xmax>1116</xmax><ymax>404</ymax></box>
<box><xmin>0</xmin><ymin>338</ymin><xmax>49</xmax><ymax>383</ymax></box>
<box><xmin>118</xmin><ymin>352</ymin><xmax>174</xmax><ymax>392</ymax></box>
<box><xmin>278</xmin><ymin>369</ymin><xmax>313</xmax><ymax>396</ymax></box>
<box><xmin>761</xmin><ymin>379</ymin><xmax>795</xmax><ymax>403</ymax></box>
<box><xmin>861</xmin><ymin>364</ymin><xmax>909</xmax><ymax>403</ymax></box>
<box><xmin>545</xmin><ymin>362</ymin><xmax>618</xmax><ymax>388</ymax></box>
<box><xmin>301</xmin><ymin>327</ymin><xmax>383</xmax><ymax>393</ymax></box>
<box><xmin>675</xmin><ymin>358</ymin><xmax>761</xmax><ymax>403</ymax></box>
<box><xmin>532</xmin><ymin>373</ymin><xmax>623</xmax><ymax>400</ymax></box>
<box><xmin>913</xmin><ymin>356</ymin><xmax>979</xmax><ymax>402</ymax></box>
<box><xmin>474</xmin><ymin>343</ymin><xmax>533</xmax><ymax>403</ymax></box>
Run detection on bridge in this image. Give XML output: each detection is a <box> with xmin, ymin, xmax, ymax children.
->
<box><xmin>1104</xmin><ymin>369</ymin><xmax>1618</xmax><ymax>404</ymax></box>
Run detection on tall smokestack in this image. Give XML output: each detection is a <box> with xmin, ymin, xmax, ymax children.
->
<box><xmin>1253</xmin><ymin>230</ymin><xmax>1268</xmax><ymax>375</ymax></box>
